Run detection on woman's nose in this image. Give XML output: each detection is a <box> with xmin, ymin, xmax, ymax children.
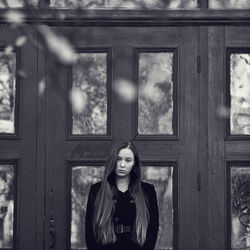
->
<box><xmin>120</xmin><ymin>160</ymin><xmax>126</xmax><ymax>167</ymax></box>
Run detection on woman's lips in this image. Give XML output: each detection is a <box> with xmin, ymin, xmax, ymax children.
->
<box><xmin>117</xmin><ymin>170</ymin><xmax>126</xmax><ymax>173</ymax></box>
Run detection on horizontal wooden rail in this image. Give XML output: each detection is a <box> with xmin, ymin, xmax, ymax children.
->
<box><xmin>1</xmin><ymin>9</ymin><xmax>250</xmax><ymax>25</ymax></box>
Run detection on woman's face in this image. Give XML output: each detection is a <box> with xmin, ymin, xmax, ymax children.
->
<box><xmin>115</xmin><ymin>148</ymin><xmax>135</xmax><ymax>178</ymax></box>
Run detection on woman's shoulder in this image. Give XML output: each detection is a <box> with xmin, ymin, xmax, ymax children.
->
<box><xmin>141</xmin><ymin>181</ymin><xmax>155</xmax><ymax>192</ymax></box>
<box><xmin>89</xmin><ymin>181</ymin><xmax>102</xmax><ymax>194</ymax></box>
<box><xmin>91</xmin><ymin>181</ymin><xmax>102</xmax><ymax>187</ymax></box>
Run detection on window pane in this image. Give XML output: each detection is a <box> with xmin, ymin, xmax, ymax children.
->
<box><xmin>230</xmin><ymin>53</ymin><xmax>250</xmax><ymax>135</ymax></box>
<box><xmin>0</xmin><ymin>0</ymin><xmax>38</xmax><ymax>8</ymax></box>
<box><xmin>70</xmin><ymin>165</ymin><xmax>174</xmax><ymax>250</ymax></box>
<box><xmin>210</xmin><ymin>0</ymin><xmax>250</xmax><ymax>9</ymax></box>
<box><xmin>138</xmin><ymin>52</ymin><xmax>174</xmax><ymax>135</ymax></box>
<box><xmin>142</xmin><ymin>166</ymin><xmax>174</xmax><ymax>250</ymax></box>
<box><xmin>50</xmin><ymin>0</ymin><xmax>197</xmax><ymax>9</ymax></box>
<box><xmin>230</xmin><ymin>166</ymin><xmax>250</xmax><ymax>249</ymax></box>
<box><xmin>71</xmin><ymin>166</ymin><xmax>105</xmax><ymax>249</ymax></box>
<box><xmin>0</xmin><ymin>164</ymin><xmax>15</xmax><ymax>248</ymax></box>
<box><xmin>0</xmin><ymin>52</ymin><xmax>16</xmax><ymax>134</ymax></box>
<box><xmin>71</xmin><ymin>53</ymin><xmax>107</xmax><ymax>135</ymax></box>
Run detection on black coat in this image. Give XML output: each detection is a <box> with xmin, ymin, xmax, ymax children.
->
<box><xmin>85</xmin><ymin>181</ymin><xmax>159</xmax><ymax>250</ymax></box>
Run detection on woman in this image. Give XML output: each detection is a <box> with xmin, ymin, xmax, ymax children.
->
<box><xmin>85</xmin><ymin>141</ymin><xmax>159</xmax><ymax>250</ymax></box>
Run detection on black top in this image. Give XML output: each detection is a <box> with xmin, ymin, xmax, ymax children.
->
<box><xmin>85</xmin><ymin>181</ymin><xmax>159</xmax><ymax>250</ymax></box>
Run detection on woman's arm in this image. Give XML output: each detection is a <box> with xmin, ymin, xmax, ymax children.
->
<box><xmin>85</xmin><ymin>184</ymin><xmax>99</xmax><ymax>250</ymax></box>
<box><xmin>142</xmin><ymin>184</ymin><xmax>159</xmax><ymax>250</ymax></box>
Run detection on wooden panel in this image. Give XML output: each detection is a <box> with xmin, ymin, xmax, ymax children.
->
<box><xmin>226</xmin><ymin>26</ymin><xmax>250</xmax><ymax>45</ymax></box>
<box><xmin>226</xmin><ymin>141</ymin><xmax>250</xmax><ymax>160</ymax></box>
<box><xmin>36</xmin><ymin>34</ymin><xmax>47</xmax><ymax>250</ymax></box>
<box><xmin>134</xmin><ymin>141</ymin><xmax>180</xmax><ymax>161</ymax></box>
<box><xmin>0</xmin><ymin>141</ymin><xmax>21</xmax><ymax>152</ymax></box>
<box><xmin>18</xmin><ymin>28</ymin><xmax>38</xmax><ymax>250</ymax></box>
<box><xmin>208</xmin><ymin>26</ymin><xmax>226</xmax><ymax>250</ymax></box>
<box><xmin>66</xmin><ymin>141</ymin><xmax>113</xmax><ymax>159</ymax></box>
<box><xmin>113</xmin><ymin>46</ymin><xmax>134</xmax><ymax>140</ymax></box>
<box><xmin>45</xmin><ymin>57</ymin><xmax>68</xmax><ymax>250</ymax></box>
<box><xmin>65</xmin><ymin>140</ymin><xmax>180</xmax><ymax>160</ymax></box>
<box><xmin>198</xmin><ymin>25</ymin><xmax>209</xmax><ymax>250</ymax></box>
<box><xmin>57</xmin><ymin>27</ymin><xmax>178</xmax><ymax>47</ymax></box>
<box><xmin>178</xmin><ymin>26</ymin><xmax>199</xmax><ymax>250</ymax></box>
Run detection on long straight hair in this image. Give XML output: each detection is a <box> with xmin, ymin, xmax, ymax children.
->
<box><xmin>93</xmin><ymin>141</ymin><xmax>149</xmax><ymax>246</ymax></box>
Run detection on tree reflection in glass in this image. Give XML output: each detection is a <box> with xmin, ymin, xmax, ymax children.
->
<box><xmin>71</xmin><ymin>166</ymin><xmax>104</xmax><ymax>249</ymax></box>
<box><xmin>0</xmin><ymin>51</ymin><xmax>16</xmax><ymax>134</ymax></box>
<box><xmin>230</xmin><ymin>53</ymin><xmax>250</xmax><ymax>135</ymax></box>
<box><xmin>0</xmin><ymin>164</ymin><xmax>14</xmax><ymax>248</ymax></box>
<box><xmin>210</xmin><ymin>0</ymin><xmax>250</xmax><ymax>9</ymax></box>
<box><xmin>231</xmin><ymin>167</ymin><xmax>250</xmax><ymax>249</ymax></box>
<box><xmin>138</xmin><ymin>52</ymin><xmax>174</xmax><ymax>135</ymax></box>
<box><xmin>71</xmin><ymin>53</ymin><xmax>107</xmax><ymax>135</ymax></box>
<box><xmin>142</xmin><ymin>166</ymin><xmax>174</xmax><ymax>250</ymax></box>
<box><xmin>50</xmin><ymin>0</ymin><xmax>197</xmax><ymax>9</ymax></box>
<box><xmin>0</xmin><ymin>0</ymin><xmax>37</xmax><ymax>7</ymax></box>
<box><xmin>71</xmin><ymin>165</ymin><xmax>174</xmax><ymax>250</ymax></box>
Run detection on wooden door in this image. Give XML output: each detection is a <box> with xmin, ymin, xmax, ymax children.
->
<box><xmin>45</xmin><ymin>26</ymin><xmax>199</xmax><ymax>250</ymax></box>
<box><xmin>208</xmin><ymin>26</ymin><xmax>250</xmax><ymax>250</ymax></box>
<box><xmin>0</xmin><ymin>27</ymin><xmax>38</xmax><ymax>250</ymax></box>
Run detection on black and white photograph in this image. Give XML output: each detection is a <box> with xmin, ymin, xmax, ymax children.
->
<box><xmin>0</xmin><ymin>0</ymin><xmax>250</xmax><ymax>249</ymax></box>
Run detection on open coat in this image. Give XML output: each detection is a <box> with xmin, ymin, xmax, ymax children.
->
<box><xmin>85</xmin><ymin>181</ymin><xmax>159</xmax><ymax>250</ymax></box>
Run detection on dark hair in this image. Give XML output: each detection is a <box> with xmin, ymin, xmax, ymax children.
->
<box><xmin>93</xmin><ymin>141</ymin><xmax>149</xmax><ymax>246</ymax></box>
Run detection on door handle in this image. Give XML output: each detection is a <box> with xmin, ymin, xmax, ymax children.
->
<box><xmin>49</xmin><ymin>217</ymin><xmax>55</xmax><ymax>248</ymax></box>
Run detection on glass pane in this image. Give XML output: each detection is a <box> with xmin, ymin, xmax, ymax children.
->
<box><xmin>0</xmin><ymin>0</ymin><xmax>38</xmax><ymax>8</ymax></box>
<box><xmin>0</xmin><ymin>164</ymin><xmax>15</xmax><ymax>248</ymax></box>
<box><xmin>0</xmin><ymin>52</ymin><xmax>16</xmax><ymax>134</ymax></box>
<box><xmin>71</xmin><ymin>166</ymin><xmax>105</xmax><ymax>249</ymax></box>
<box><xmin>51</xmin><ymin>0</ymin><xmax>197</xmax><ymax>9</ymax></box>
<box><xmin>71</xmin><ymin>53</ymin><xmax>107</xmax><ymax>135</ymax></box>
<box><xmin>142</xmin><ymin>166</ymin><xmax>174</xmax><ymax>250</ymax></box>
<box><xmin>138</xmin><ymin>52</ymin><xmax>174</xmax><ymax>135</ymax></box>
<box><xmin>230</xmin><ymin>53</ymin><xmax>250</xmax><ymax>135</ymax></box>
<box><xmin>230</xmin><ymin>166</ymin><xmax>250</xmax><ymax>249</ymax></box>
<box><xmin>70</xmin><ymin>165</ymin><xmax>174</xmax><ymax>250</ymax></box>
<box><xmin>210</xmin><ymin>0</ymin><xmax>250</xmax><ymax>9</ymax></box>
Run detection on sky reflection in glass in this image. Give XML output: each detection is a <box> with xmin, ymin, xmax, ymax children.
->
<box><xmin>210</xmin><ymin>0</ymin><xmax>250</xmax><ymax>9</ymax></box>
<box><xmin>230</xmin><ymin>53</ymin><xmax>250</xmax><ymax>135</ymax></box>
<box><xmin>0</xmin><ymin>52</ymin><xmax>16</xmax><ymax>134</ymax></box>
<box><xmin>138</xmin><ymin>52</ymin><xmax>174</xmax><ymax>135</ymax></box>
<box><xmin>51</xmin><ymin>0</ymin><xmax>197</xmax><ymax>9</ymax></box>
<box><xmin>0</xmin><ymin>0</ymin><xmax>38</xmax><ymax>8</ymax></box>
